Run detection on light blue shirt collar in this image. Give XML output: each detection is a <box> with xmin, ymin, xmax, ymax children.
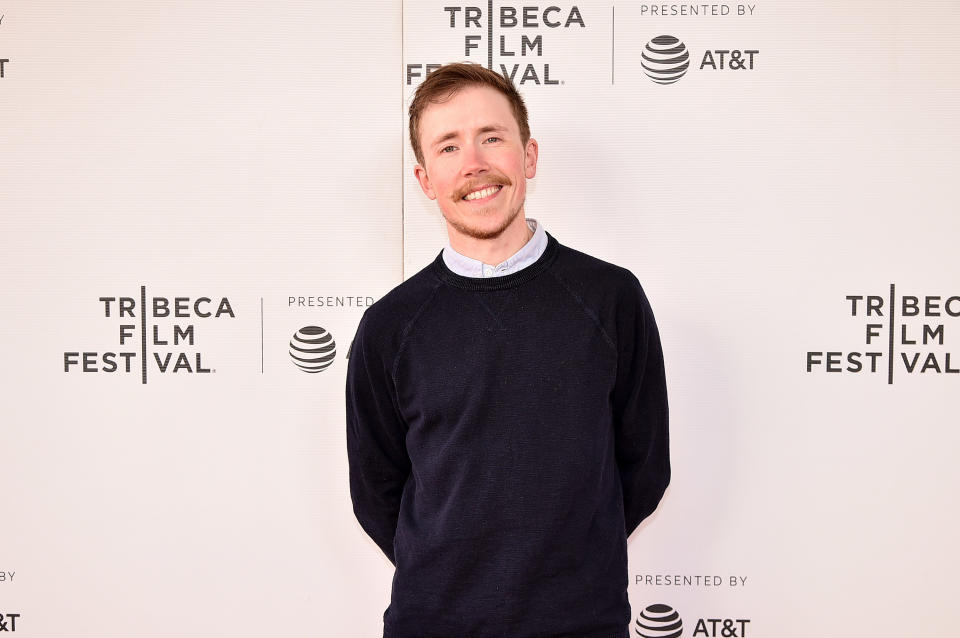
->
<box><xmin>442</xmin><ymin>218</ymin><xmax>547</xmax><ymax>278</ymax></box>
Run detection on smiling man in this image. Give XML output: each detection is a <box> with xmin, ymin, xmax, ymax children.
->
<box><xmin>346</xmin><ymin>63</ymin><xmax>670</xmax><ymax>638</ymax></box>
<box><xmin>411</xmin><ymin>76</ymin><xmax>538</xmax><ymax>265</ymax></box>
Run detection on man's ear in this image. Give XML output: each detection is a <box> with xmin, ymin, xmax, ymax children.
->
<box><xmin>524</xmin><ymin>138</ymin><xmax>539</xmax><ymax>179</ymax></box>
<box><xmin>414</xmin><ymin>164</ymin><xmax>437</xmax><ymax>200</ymax></box>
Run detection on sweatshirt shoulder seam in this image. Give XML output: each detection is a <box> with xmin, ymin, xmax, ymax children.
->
<box><xmin>547</xmin><ymin>266</ymin><xmax>618</xmax><ymax>356</ymax></box>
<box><xmin>390</xmin><ymin>278</ymin><xmax>445</xmax><ymax>384</ymax></box>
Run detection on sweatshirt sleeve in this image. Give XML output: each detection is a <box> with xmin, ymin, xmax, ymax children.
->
<box><xmin>345</xmin><ymin>311</ymin><xmax>412</xmax><ymax>566</ymax></box>
<box><xmin>613</xmin><ymin>275</ymin><xmax>671</xmax><ymax>537</ymax></box>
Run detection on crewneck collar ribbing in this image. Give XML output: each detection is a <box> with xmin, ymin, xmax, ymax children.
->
<box><xmin>431</xmin><ymin>232</ymin><xmax>560</xmax><ymax>291</ymax></box>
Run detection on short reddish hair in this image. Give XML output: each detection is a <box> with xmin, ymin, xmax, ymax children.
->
<box><xmin>409</xmin><ymin>62</ymin><xmax>531</xmax><ymax>165</ymax></box>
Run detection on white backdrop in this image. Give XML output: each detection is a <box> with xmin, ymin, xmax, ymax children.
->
<box><xmin>2</xmin><ymin>1</ymin><xmax>958</xmax><ymax>636</ymax></box>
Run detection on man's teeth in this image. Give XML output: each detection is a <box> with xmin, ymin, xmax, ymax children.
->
<box><xmin>463</xmin><ymin>185</ymin><xmax>502</xmax><ymax>201</ymax></box>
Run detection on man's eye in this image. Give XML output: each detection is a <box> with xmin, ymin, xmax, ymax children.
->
<box><xmin>485</xmin><ymin>137</ymin><xmax>501</xmax><ymax>143</ymax></box>
<box><xmin>440</xmin><ymin>145</ymin><xmax>457</xmax><ymax>153</ymax></box>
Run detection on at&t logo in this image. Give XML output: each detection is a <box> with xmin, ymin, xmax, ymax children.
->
<box><xmin>289</xmin><ymin>326</ymin><xmax>337</xmax><ymax>373</ymax></box>
<box><xmin>636</xmin><ymin>603</ymin><xmax>752</xmax><ymax>637</ymax></box>
<box><xmin>642</xmin><ymin>35</ymin><xmax>759</xmax><ymax>85</ymax></box>
<box><xmin>636</xmin><ymin>603</ymin><xmax>682</xmax><ymax>638</ymax></box>
<box><xmin>641</xmin><ymin>36</ymin><xmax>689</xmax><ymax>85</ymax></box>
<box><xmin>699</xmin><ymin>49</ymin><xmax>759</xmax><ymax>71</ymax></box>
<box><xmin>0</xmin><ymin>612</ymin><xmax>20</xmax><ymax>632</ymax></box>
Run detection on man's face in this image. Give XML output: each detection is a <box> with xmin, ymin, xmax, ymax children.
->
<box><xmin>414</xmin><ymin>85</ymin><xmax>538</xmax><ymax>241</ymax></box>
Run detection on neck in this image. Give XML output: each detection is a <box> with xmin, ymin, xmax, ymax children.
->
<box><xmin>446</xmin><ymin>212</ymin><xmax>534</xmax><ymax>265</ymax></box>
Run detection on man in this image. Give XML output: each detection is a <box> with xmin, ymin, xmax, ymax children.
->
<box><xmin>346</xmin><ymin>62</ymin><xmax>670</xmax><ymax>638</ymax></box>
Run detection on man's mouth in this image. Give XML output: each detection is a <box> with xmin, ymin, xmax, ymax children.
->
<box><xmin>462</xmin><ymin>185</ymin><xmax>504</xmax><ymax>201</ymax></box>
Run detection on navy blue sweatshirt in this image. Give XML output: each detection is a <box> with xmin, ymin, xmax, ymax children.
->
<box><xmin>346</xmin><ymin>231</ymin><xmax>670</xmax><ymax>638</ymax></box>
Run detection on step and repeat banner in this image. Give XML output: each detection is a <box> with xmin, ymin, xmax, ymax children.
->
<box><xmin>2</xmin><ymin>1</ymin><xmax>957</xmax><ymax>636</ymax></box>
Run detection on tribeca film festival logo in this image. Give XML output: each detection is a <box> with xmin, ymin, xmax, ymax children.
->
<box><xmin>642</xmin><ymin>35</ymin><xmax>758</xmax><ymax>85</ymax></box>
<box><xmin>406</xmin><ymin>3</ymin><xmax>586</xmax><ymax>86</ymax></box>
<box><xmin>0</xmin><ymin>613</ymin><xmax>20</xmax><ymax>632</ymax></box>
<box><xmin>64</xmin><ymin>286</ymin><xmax>235</xmax><ymax>383</ymax></box>
<box><xmin>806</xmin><ymin>284</ymin><xmax>959</xmax><ymax>383</ymax></box>
<box><xmin>636</xmin><ymin>603</ymin><xmax>751</xmax><ymax>638</ymax></box>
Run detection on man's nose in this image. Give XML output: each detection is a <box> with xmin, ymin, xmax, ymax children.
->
<box><xmin>460</xmin><ymin>142</ymin><xmax>489</xmax><ymax>177</ymax></box>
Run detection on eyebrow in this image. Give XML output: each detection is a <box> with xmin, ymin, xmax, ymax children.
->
<box><xmin>430</xmin><ymin>125</ymin><xmax>509</xmax><ymax>149</ymax></box>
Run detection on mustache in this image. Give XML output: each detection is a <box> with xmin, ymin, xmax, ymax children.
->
<box><xmin>454</xmin><ymin>175</ymin><xmax>512</xmax><ymax>200</ymax></box>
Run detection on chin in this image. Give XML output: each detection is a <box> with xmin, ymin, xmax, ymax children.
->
<box><xmin>446</xmin><ymin>211</ymin><xmax>515</xmax><ymax>241</ymax></box>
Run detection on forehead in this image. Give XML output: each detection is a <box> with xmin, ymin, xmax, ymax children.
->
<box><xmin>419</xmin><ymin>85</ymin><xmax>520</xmax><ymax>140</ymax></box>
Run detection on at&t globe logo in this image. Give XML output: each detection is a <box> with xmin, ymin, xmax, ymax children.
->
<box><xmin>636</xmin><ymin>603</ymin><xmax>683</xmax><ymax>638</ymax></box>
<box><xmin>641</xmin><ymin>35</ymin><xmax>689</xmax><ymax>85</ymax></box>
<box><xmin>289</xmin><ymin>326</ymin><xmax>337</xmax><ymax>373</ymax></box>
